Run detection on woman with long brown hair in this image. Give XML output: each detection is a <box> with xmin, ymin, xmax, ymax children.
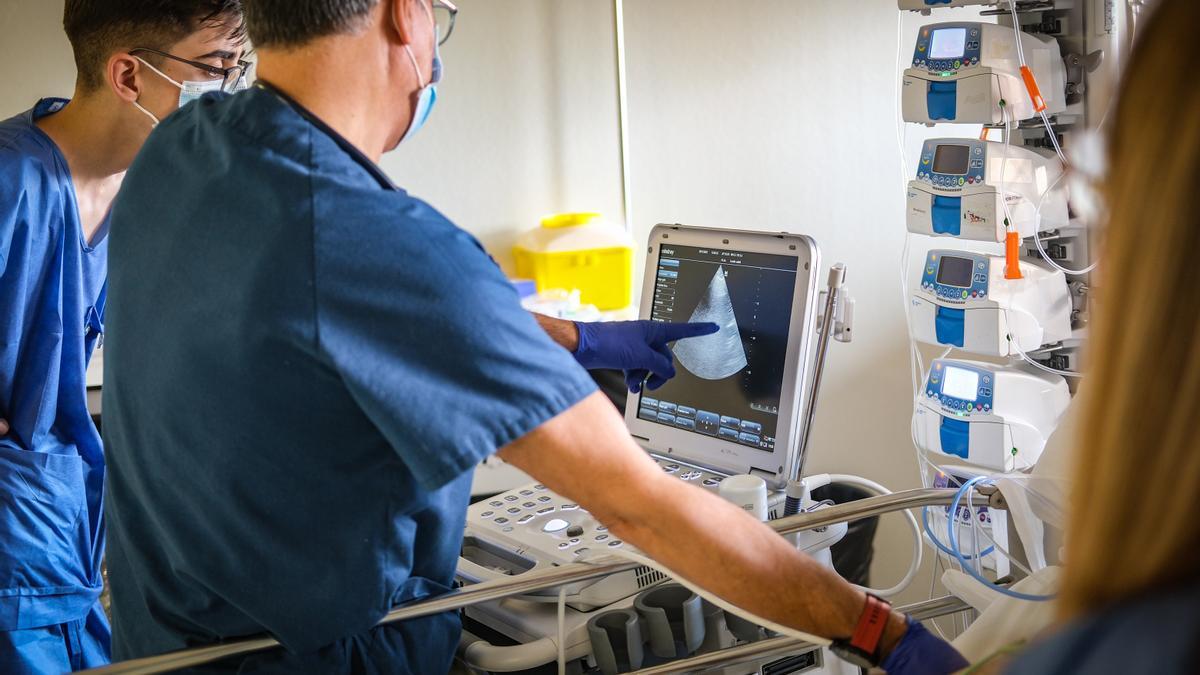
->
<box><xmin>995</xmin><ymin>0</ymin><xmax>1200</xmax><ymax>670</ymax></box>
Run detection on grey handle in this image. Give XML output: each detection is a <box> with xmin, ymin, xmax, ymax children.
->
<box><xmin>587</xmin><ymin>609</ymin><xmax>644</xmax><ymax>675</ymax></box>
<box><xmin>634</xmin><ymin>584</ymin><xmax>706</xmax><ymax>659</ymax></box>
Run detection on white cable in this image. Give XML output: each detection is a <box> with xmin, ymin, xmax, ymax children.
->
<box><xmin>1039</xmin><ymin>110</ymin><xmax>1068</xmax><ymax>163</ymax></box>
<box><xmin>910</xmin><ymin>348</ymin><xmax>953</xmax><ymax>492</ymax></box>
<box><xmin>998</xmin><ymin>104</ymin><xmax>1019</xmax><ymax>235</ymax></box>
<box><xmin>1034</xmin><ymin>170</ymin><xmax>1100</xmax><ymax>275</ymax></box>
<box><xmin>1008</xmin><ymin>2</ymin><xmax>1027</xmax><ymax>65</ymax></box>
<box><xmin>968</xmin><ymin>487</ymin><xmax>984</xmax><ymax>576</ymax></box>
<box><xmin>1007</xmin><ymin>1</ymin><xmax>1069</xmax><ymax>166</ymax></box>
<box><xmin>901</xmin><ymin>239</ymin><xmax>925</xmax><ymax>401</ymax></box>
<box><xmin>817</xmin><ymin>474</ymin><xmax>923</xmax><ymax>599</ymax></box>
<box><xmin>894</xmin><ymin>10</ymin><xmax>926</xmax><ymax>408</ymax></box>
<box><xmin>556</xmin><ymin>587</ymin><xmax>567</xmax><ymax>675</ymax></box>
<box><xmin>965</xmin><ymin>509</ymin><xmax>1035</xmax><ymax>578</ymax></box>
<box><xmin>591</xmin><ymin>548</ymin><xmax>832</xmax><ymax>647</ymax></box>
<box><xmin>1003</xmin><ymin>307</ymin><xmax>1083</xmax><ymax>378</ymax></box>
<box><xmin>928</xmin><ymin>554</ymin><xmax>952</xmax><ymax>640</ymax></box>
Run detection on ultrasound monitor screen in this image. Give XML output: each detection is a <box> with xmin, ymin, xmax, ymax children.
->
<box><xmin>636</xmin><ymin>244</ymin><xmax>798</xmax><ymax>452</ymax></box>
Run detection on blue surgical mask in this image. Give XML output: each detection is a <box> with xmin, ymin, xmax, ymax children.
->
<box><xmin>400</xmin><ymin>43</ymin><xmax>442</xmax><ymax>143</ymax></box>
<box><xmin>133</xmin><ymin>56</ymin><xmax>224</xmax><ymax>126</ymax></box>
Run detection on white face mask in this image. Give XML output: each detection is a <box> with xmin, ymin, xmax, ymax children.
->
<box><xmin>132</xmin><ymin>56</ymin><xmax>225</xmax><ymax>126</ymax></box>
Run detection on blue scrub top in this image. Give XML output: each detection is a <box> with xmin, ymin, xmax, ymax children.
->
<box><xmin>103</xmin><ymin>86</ymin><xmax>597</xmax><ymax>671</ymax></box>
<box><xmin>0</xmin><ymin>98</ymin><xmax>108</xmax><ymax>631</ymax></box>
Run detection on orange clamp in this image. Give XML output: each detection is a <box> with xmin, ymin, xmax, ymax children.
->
<box><xmin>1019</xmin><ymin>65</ymin><xmax>1047</xmax><ymax>113</ymax></box>
<box><xmin>1005</xmin><ymin>230</ymin><xmax>1024</xmax><ymax>279</ymax></box>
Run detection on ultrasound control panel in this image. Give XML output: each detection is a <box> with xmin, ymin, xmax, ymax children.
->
<box><xmin>465</xmin><ymin>457</ymin><xmax>728</xmax><ymax>565</ymax></box>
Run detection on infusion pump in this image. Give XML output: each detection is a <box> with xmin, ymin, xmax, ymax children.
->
<box><xmin>907</xmin><ymin>138</ymin><xmax>1068</xmax><ymax>241</ymax></box>
<box><xmin>903</xmin><ymin>22</ymin><xmax>1066</xmax><ymax>124</ymax></box>
<box><xmin>910</xmin><ymin>250</ymin><xmax>1072</xmax><ymax>357</ymax></box>
<box><xmin>914</xmin><ymin>359</ymin><xmax>1070</xmax><ymax>472</ymax></box>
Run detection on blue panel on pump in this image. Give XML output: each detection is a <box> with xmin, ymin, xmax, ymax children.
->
<box><xmin>940</xmin><ymin>418</ymin><xmax>970</xmax><ymax>459</ymax></box>
<box><xmin>931</xmin><ymin>196</ymin><xmax>961</xmax><ymax>235</ymax></box>
<box><xmin>927</xmin><ymin>81</ymin><xmax>957</xmax><ymax>120</ymax></box>
<box><xmin>935</xmin><ymin>307</ymin><xmax>965</xmax><ymax>347</ymax></box>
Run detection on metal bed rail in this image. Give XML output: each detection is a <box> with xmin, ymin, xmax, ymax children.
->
<box><xmin>86</xmin><ymin>487</ymin><xmax>986</xmax><ymax>674</ymax></box>
<box><xmin>630</xmin><ymin>595</ymin><xmax>973</xmax><ymax>674</ymax></box>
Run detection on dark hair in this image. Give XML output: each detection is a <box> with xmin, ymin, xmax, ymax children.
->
<box><xmin>64</xmin><ymin>0</ymin><xmax>246</xmax><ymax>91</ymax></box>
<box><xmin>243</xmin><ymin>0</ymin><xmax>379</xmax><ymax>49</ymax></box>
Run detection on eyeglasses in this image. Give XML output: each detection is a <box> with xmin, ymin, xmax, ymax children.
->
<box><xmin>130</xmin><ymin>47</ymin><xmax>252</xmax><ymax>94</ymax></box>
<box><xmin>433</xmin><ymin>0</ymin><xmax>458</xmax><ymax>46</ymax></box>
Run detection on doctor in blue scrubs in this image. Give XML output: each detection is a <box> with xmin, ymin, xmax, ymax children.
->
<box><xmin>0</xmin><ymin>2</ymin><xmax>248</xmax><ymax>671</ymax></box>
<box><xmin>103</xmin><ymin>0</ymin><xmax>967</xmax><ymax>673</ymax></box>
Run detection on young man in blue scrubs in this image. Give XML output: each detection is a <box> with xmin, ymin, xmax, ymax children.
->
<box><xmin>0</xmin><ymin>2</ymin><xmax>247</xmax><ymax>671</ymax></box>
<box><xmin>103</xmin><ymin>1</ymin><xmax>967</xmax><ymax>673</ymax></box>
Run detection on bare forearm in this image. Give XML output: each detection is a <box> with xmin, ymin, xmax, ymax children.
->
<box><xmin>532</xmin><ymin>312</ymin><xmax>579</xmax><ymax>351</ymax></box>
<box><xmin>499</xmin><ymin>393</ymin><xmax>908</xmax><ymax>655</ymax></box>
<box><xmin>605</xmin><ymin>476</ymin><xmax>864</xmax><ymax>636</ymax></box>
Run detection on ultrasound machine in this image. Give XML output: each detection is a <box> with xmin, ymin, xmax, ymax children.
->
<box><xmin>456</xmin><ymin>225</ymin><xmax>853</xmax><ymax>674</ymax></box>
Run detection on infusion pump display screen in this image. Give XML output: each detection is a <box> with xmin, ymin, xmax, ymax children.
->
<box><xmin>932</xmin><ymin>144</ymin><xmax>970</xmax><ymax>175</ymax></box>
<box><xmin>941</xmin><ymin>367</ymin><xmax>980</xmax><ymax>401</ymax></box>
<box><xmin>637</xmin><ymin>244</ymin><xmax>798</xmax><ymax>452</ymax></box>
<box><xmin>936</xmin><ymin>256</ymin><xmax>974</xmax><ymax>288</ymax></box>
<box><xmin>929</xmin><ymin>28</ymin><xmax>967</xmax><ymax>59</ymax></box>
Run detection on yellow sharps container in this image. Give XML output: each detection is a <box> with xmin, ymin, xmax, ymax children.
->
<box><xmin>513</xmin><ymin>213</ymin><xmax>635</xmax><ymax>311</ymax></box>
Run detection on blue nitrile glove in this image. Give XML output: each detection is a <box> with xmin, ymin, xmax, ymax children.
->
<box><xmin>882</xmin><ymin>616</ymin><xmax>969</xmax><ymax>675</ymax></box>
<box><xmin>573</xmin><ymin>320</ymin><xmax>719</xmax><ymax>393</ymax></box>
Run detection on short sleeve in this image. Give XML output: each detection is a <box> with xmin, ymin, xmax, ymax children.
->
<box><xmin>313</xmin><ymin>187</ymin><xmax>597</xmax><ymax>491</ymax></box>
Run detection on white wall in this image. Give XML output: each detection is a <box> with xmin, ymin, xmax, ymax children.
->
<box><xmin>620</xmin><ymin>0</ymin><xmax>987</xmax><ymax>604</ymax></box>
<box><xmin>0</xmin><ymin>2</ymin><xmax>77</xmax><ymax>116</ymax></box>
<box><xmin>1</xmin><ymin>0</ymin><xmax>995</xmax><ymax>607</ymax></box>
<box><xmin>386</xmin><ymin>0</ymin><xmax>624</xmax><ymax>272</ymax></box>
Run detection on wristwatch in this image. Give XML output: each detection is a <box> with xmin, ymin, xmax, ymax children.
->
<box><xmin>830</xmin><ymin>594</ymin><xmax>893</xmax><ymax>668</ymax></box>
